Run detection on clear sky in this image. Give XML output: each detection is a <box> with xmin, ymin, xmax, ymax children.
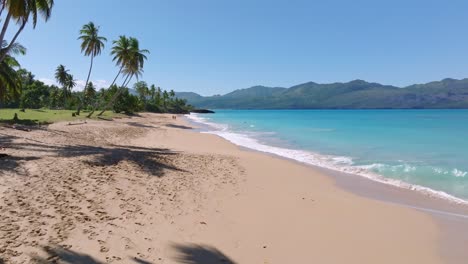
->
<box><xmin>10</xmin><ymin>0</ymin><xmax>468</xmax><ymax>95</ymax></box>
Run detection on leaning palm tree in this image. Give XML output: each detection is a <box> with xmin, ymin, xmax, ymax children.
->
<box><xmin>0</xmin><ymin>41</ymin><xmax>25</xmax><ymax>104</ymax></box>
<box><xmin>86</xmin><ymin>35</ymin><xmax>132</xmax><ymax>118</ymax></box>
<box><xmin>97</xmin><ymin>37</ymin><xmax>148</xmax><ymax>116</ymax></box>
<box><xmin>0</xmin><ymin>0</ymin><xmax>54</xmax><ymax>63</ymax></box>
<box><xmin>54</xmin><ymin>64</ymin><xmax>69</xmax><ymax>107</ymax></box>
<box><xmin>109</xmin><ymin>35</ymin><xmax>132</xmax><ymax>86</ymax></box>
<box><xmin>77</xmin><ymin>21</ymin><xmax>106</xmax><ymax>115</ymax></box>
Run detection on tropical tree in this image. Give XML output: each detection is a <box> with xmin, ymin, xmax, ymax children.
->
<box><xmin>97</xmin><ymin>37</ymin><xmax>148</xmax><ymax>116</ymax></box>
<box><xmin>84</xmin><ymin>81</ymin><xmax>96</xmax><ymax>106</ymax></box>
<box><xmin>0</xmin><ymin>0</ymin><xmax>54</xmax><ymax>63</ymax></box>
<box><xmin>54</xmin><ymin>64</ymin><xmax>69</xmax><ymax>107</ymax></box>
<box><xmin>77</xmin><ymin>21</ymin><xmax>106</xmax><ymax>114</ymax></box>
<box><xmin>86</xmin><ymin>35</ymin><xmax>132</xmax><ymax>118</ymax></box>
<box><xmin>18</xmin><ymin>68</ymin><xmax>34</xmax><ymax>87</ymax></box>
<box><xmin>162</xmin><ymin>90</ymin><xmax>169</xmax><ymax>110</ymax></box>
<box><xmin>0</xmin><ymin>41</ymin><xmax>25</xmax><ymax>104</ymax></box>
<box><xmin>134</xmin><ymin>81</ymin><xmax>148</xmax><ymax>107</ymax></box>
<box><xmin>109</xmin><ymin>35</ymin><xmax>132</xmax><ymax>87</ymax></box>
<box><xmin>149</xmin><ymin>84</ymin><xmax>156</xmax><ymax>101</ymax></box>
<box><xmin>65</xmin><ymin>73</ymin><xmax>76</xmax><ymax>107</ymax></box>
<box><xmin>49</xmin><ymin>85</ymin><xmax>60</xmax><ymax>108</ymax></box>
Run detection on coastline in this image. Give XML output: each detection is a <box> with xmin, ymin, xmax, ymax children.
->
<box><xmin>186</xmin><ymin>113</ymin><xmax>468</xmax><ymax>206</ymax></box>
<box><xmin>0</xmin><ymin>113</ymin><xmax>466</xmax><ymax>263</ymax></box>
<box><xmin>183</xmin><ymin>113</ymin><xmax>468</xmax><ymax>263</ymax></box>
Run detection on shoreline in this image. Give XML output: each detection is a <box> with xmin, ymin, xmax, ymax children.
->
<box><xmin>185</xmin><ymin>113</ymin><xmax>468</xmax><ymax>207</ymax></box>
<box><xmin>184</xmin><ymin>113</ymin><xmax>468</xmax><ymax>263</ymax></box>
<box><xmin>1</xmin><ymin>113</ymin><xmax>466</xmax><ymax>263</ymax></box>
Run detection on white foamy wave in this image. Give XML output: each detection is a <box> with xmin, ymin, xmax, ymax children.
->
<box><xmin>453</xmin><ymin>169</ymin><xmax>467</xmax><ymax>178</ymax></box>
<box><xmin>186</xmin><ymin>114</ymin><xmax>468</xmax><ymax>205</ymax></box>
<box><xmin>185</xmin><ymin>113</ymin><xmax>228</xmax><ymax>131</ymax></box>
<box><xmin>432</xmin><ymin>167</ymin><xmax>467</xmax><ymax>178</ymax></box>
<box><xmin>361</xmin><ymin>163</ymin><xmax>417</xmax><ymax>173</ymax></box>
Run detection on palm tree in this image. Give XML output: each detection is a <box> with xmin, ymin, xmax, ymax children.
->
<box><xmin>0</xmin><ymin>41</ymin><xmax>25</xmax><ymax>104</ymax></box>
<box><xmin>162</xmin><ymin>90</ymin><xmax>169</xmax><ymax>110</ymax></box>
<box><xmin>65</xmin><ymin>73</ymin><xmax>76</xmax><ymax>106</ymax></box>
<box><xmin>86</xmin><ymin>35</ymin><xmax>132</xmax><ymax>118</ymax></box>
<box><xmin>54</xmin><ymin>64</ymin><xmax>69</xmax><ymax>107</ymax></box>
<box><xmin>0</xmin><ymin>0</ymin><xmax>54</xmax><ymax>63</ymax></box>
<box><xmin>84</xmin><ymin>81</ymin><xmax>96</xmax><ymax>105</ymax></box>
<box><xmin>97</xmin><ymin>37</ymin><xmax>149</xmax><ymax>116</ymax></box>
<box><xmin>149</xmin><ymin>84</ymin><xmax>156</xmax><ymax>100</ymax></box>
<box><xmin>109</xmin><ymin>35</ymin><xmax>132</xmax><ymax>86</ymax></box>
<box><xmin>77</xmin><ymin>21</ymin><xmax>106</xmax><ymax>115</ymax></box>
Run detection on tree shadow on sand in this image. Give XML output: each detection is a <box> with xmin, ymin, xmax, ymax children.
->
<box><xmin>132</xmin><ymin>257</ymin><xmax>154</xmax><ymax>264</ymax></box>
<box><xmin>27</xmin><ymin>244</ymin><xmax>235</xmax><ymax>264</ymax></box>
<box><xmin>0</xmin><ymin>133</ymin><xmax>16</xmax><ymax>147</ymax></box>
<box><xmin>172</xmin><ymin>243</ymin><xmax>237</xmax><ymax>264</ymax></box>
<box><xmin>0</xmin><ymin>133</ymin><xmax>43</xmax><ymax>174</ymax></box>
<box><xmin>0</xmin><ymin>135</ymin><xmax>185</xmax><ymax>177</ymax></box>
<box><xmin>30</xmin><ymin>246</ymin><xmax>103</xmax><ymax>264</ymax></box>
<box><xmin>165</xmin><ymin>124</ymin><xmax>193</xmax><ymax>130</ymax></box>
<box><xmin>127</xmin><ymin>122</ymin><xmax>158</xmax><ymax>129</ymax></box>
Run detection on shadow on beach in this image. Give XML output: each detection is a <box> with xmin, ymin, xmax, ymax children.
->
<box><xmin>172</xmin><ymin>243</ymin><xmax>237</xmax><ymax>264</ymax></box>
<box><xmin>0</xmin><ymin>133</ymin><xmax>184</xmax><ymax>177</ymax></box>
<box><xmin>27</xmin><ymin>244</ymin><xmax>235</xmax><ymax>264</ymax></box>
<box><xmin>165</xmin><ymin>124</ymin><xmax>193</xmax><ymax>130</ymax></box>
<box><xmin>127</xmin><ymin>121</ymin><xmax>158</xmax><ymax>128</ymax></box>
<box><xmin>30</xmin><ymin>246</ymin><xmax>103</xmax><ymax>264</ymax></box>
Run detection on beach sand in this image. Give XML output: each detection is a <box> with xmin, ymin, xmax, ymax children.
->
<box><xmin>0</xmin><ymin>113</ymin><xmax>465</xmax><ymax>263</ymax></box>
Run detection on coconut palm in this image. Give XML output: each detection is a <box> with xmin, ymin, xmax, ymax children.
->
<box><xmin>65</xmin><ymin>74</ymin><xmax>75</xmax><ymax>92</ymax></box>
<box><xmin>84</xmin><ymin>81</ymin><xmax>96</xmax><ymax>105</ymax></box>
<box><xmin>86</xmin><ymin>35</ymin><xmax>132</xmax><ymax>117</ymax></box>
<box><xmin>97</xmin><ymin>37</ymin><xmax>148</xmax><ymax>116</ymax></box>
<box><xmin>0</xmin><ymin>41</ymin><xmax>25</xmax><ymax>104</ymax></box>
<box><xmin>162</xmin><ymin>90</ymin><xmax>169</xmax><ymax>110</ymax></box>
<box><xmin>54</xmin><ymin>64</ymin><xmax>69</xmax><ymax>107</ymax></box>
<box><xmin>0</xmin><ymin>0</ymin><xmax>54</xmax><ymax>63</ymax></box>
<box><xmin>77</xmin><ymin>21</ymin><xmax>106</xmax><ymax>114</ymax></box>
<box><xmin>109</xmin><ymin>35</ymin><xmax>132</xmax><ymax>85</ymax></box>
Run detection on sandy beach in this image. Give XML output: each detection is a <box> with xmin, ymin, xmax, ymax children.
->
<box><xmin>0</xmin><ymin>113</ymin><xmax>467</xmax><ymax>263</ymax></box>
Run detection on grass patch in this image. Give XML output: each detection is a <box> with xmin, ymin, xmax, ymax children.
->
<box><xmin>0</xmin><ymin>109</ymin><xmax>124</xmax><ymax>125</ymax></box>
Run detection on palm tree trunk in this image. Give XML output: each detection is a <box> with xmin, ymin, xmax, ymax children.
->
<box><xmin>0</xmin><ymin>18</ymin><xmax>25</xmax><ymax>63</ymax></box>
<box><xmin>86</xmin><ymin>65</ymin><xmax>124</xmax><ymax>118</ymax></box>
<box><xmin>63</xmin><ymin>86</ymin><xmax>67</xmax><ymax>108</ymax></box>
<box><xmin>123</xmin><ymin>75</ymin><xmax>132</xmax><ymax>87</ymax></box>
<box><xmin>0</xmin><ymin>4</ymin><xmax>6</xmax><ymax>18</ymax></box>
<box><xmin>0</xmin><ymin>12</ymin><xmax>12</xmax><ymax>49</ymax></box>
<box><xmin>77</xmin><ymin>55</ymin><xmax>94</xmax><ymax>115</ymax></box>
<box><xmin>97</xmin><ymin>74</ymin><xmax>131</xmax><ymax>116</ymax></box>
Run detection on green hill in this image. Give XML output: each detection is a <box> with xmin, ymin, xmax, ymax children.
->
<box><xmin>176</xmin><ymin>78</ymin><xmax>468</xmax><ymax>109</ymax></box>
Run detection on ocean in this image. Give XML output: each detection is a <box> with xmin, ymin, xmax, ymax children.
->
<box><xmin>186</xmin><ymin>109</ymin><xmax>468</xmax><ymax>203</ymax></box>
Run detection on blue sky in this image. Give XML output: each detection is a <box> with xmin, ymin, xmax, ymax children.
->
<box><xmin>9</xmin><ymin>0</ymin><xmax>468</xmax><ymax>95</ymax></box>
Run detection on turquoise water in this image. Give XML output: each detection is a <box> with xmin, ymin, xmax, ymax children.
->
<box><xmin>187</xmin><ymin>110</ymin><xmax>468</xmax><ymax>202</ymax></box>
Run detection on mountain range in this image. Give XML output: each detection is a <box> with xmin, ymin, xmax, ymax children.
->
<box><xmin>176</xmin><ymin>78</ymin><xmax>468</xmax><ymax>109</ymax></box>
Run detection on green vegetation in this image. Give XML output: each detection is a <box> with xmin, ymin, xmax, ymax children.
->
<box><xmin>0</xmin><ymin>0</ymin><xmax>54</xmax><ymax>64</ymax></box>
<box><xmin>0</xmin><ymin>109</ymin><xmax>120</xmax><ymax>125</ymax></box>
<box><xmin>177</xmin><ymin>79</ymin><xmax>468</xmax><ymax>109</ymax></box>
<box><xmin>0</xmin><ymin>4</ymin><xmax>193</xmax><ymax>123</ymax></box>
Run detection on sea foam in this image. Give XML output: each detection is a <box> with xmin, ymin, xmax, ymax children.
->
<box><xmin>185</xmin><ymin>113</ymin><xmax>468</xmax><ymax>205</ymax></box>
